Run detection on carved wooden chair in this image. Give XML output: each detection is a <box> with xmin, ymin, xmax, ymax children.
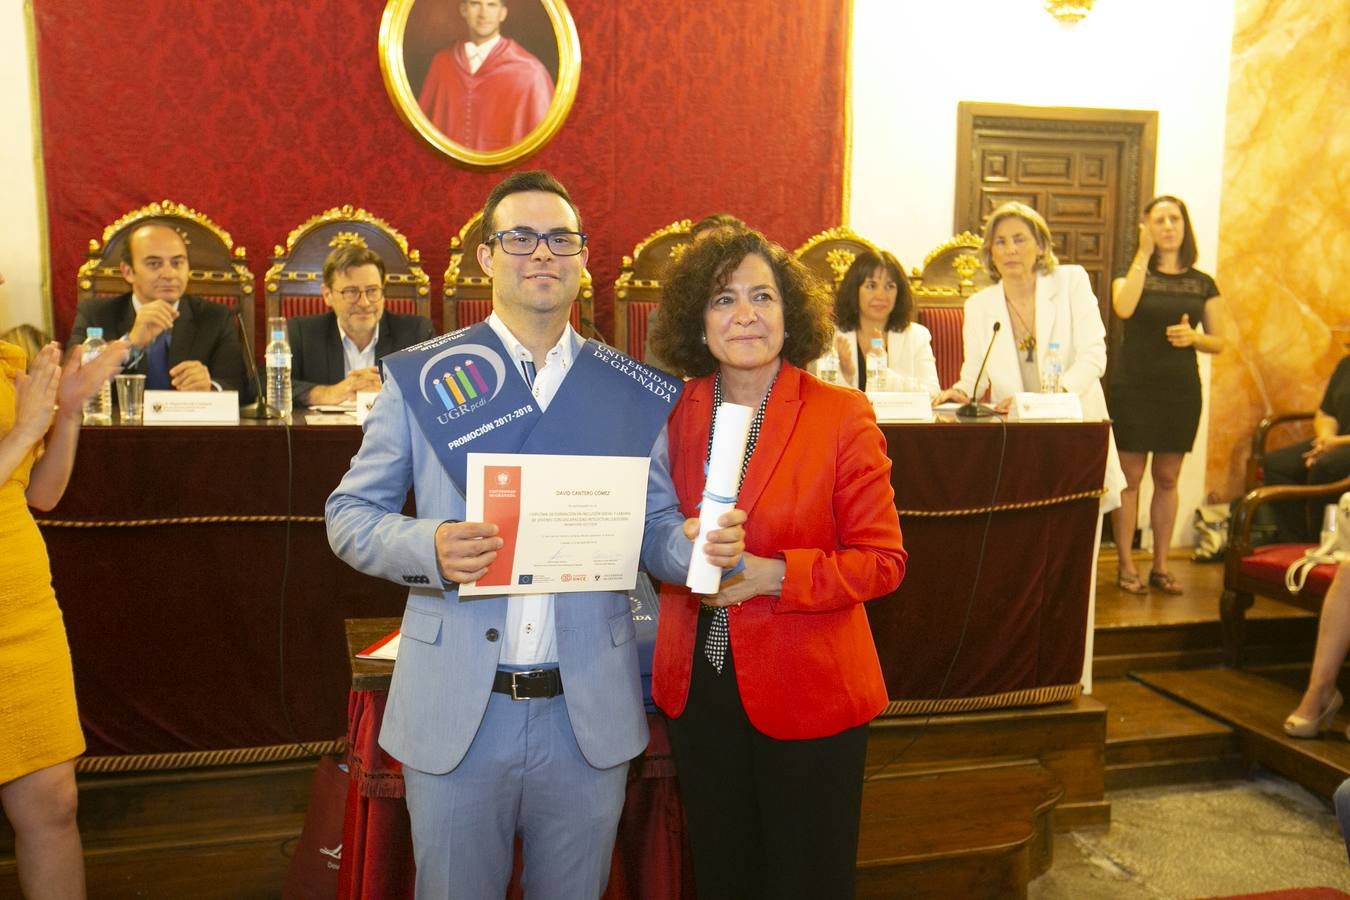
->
<box><xmin>264</xmin><ymin>206</ymin><xmax>431</xmax><ymax>326</ymax></box>
<box><xmin>790</xmin><ymin>226</ymin><xmax>881</xmax><ymax>296</ymax></box>
<box><xmin>910</xmin><ymin>231</ymin><xmax>989</xmax><ymax>388</ymax></box>
<box><xmin>1223</xmin><ymin>472</ymin><xmax>1348</xmax><ymax>666</ymax></box>
<box><xmin>1221</xmin><ymin>373</ymin><xmax>1350</xmax><ymax>666</ymax></box>
<box><xmin>77</xmin><ymin>200</ymin><xmax>255</xmax><ymax>348</ymax></box>
<box><xmin>443</xmin><ymin>210</ymin><xmax>597</xmax><ymax>337</ymax></box>
<box><xmin>613</xmin><ymin>220</ymin><xmax>694</xmax><ymax>361</ymax></box>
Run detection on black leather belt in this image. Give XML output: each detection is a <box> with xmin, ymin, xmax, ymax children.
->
<box><xmin>492</xmin><ymin>668</ymin><xmax>564</xmax><ymax>700</ymax></box>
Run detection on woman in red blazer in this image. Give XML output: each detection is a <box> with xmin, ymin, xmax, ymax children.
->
<box><xmin>650</xmin><ymin>229</ymin><xmax>906</xmax><ymax>899</ymax></box>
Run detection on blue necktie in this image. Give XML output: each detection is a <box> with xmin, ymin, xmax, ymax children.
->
<box><xmin>145</xmin><ymin>333</ymin><xmax>171</xmax><ymax>390</ymax></box>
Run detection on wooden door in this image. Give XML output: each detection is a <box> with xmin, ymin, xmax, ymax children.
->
<box><xmin>955</xmin><ymin>103</ymin><xmax>1158</xmax><ymax>325</ymax></box>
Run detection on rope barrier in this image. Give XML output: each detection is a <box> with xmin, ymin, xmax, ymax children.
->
<box><xmin>36</xmin><ymin>514</ymin><xmax>324</xmax><ymax>527</ymax></box>
<box><xmin>897</xmin><ymin>487</ymin><xmax>1106</xmax><ymax>518</ymax></box>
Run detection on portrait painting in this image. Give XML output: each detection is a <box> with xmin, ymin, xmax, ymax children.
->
<box><xmin>379</xmin><ymin>0</ymin><xmax>580</xmax><ymax>169</ymax></box>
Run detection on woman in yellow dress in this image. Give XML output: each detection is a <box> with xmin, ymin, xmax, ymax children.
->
<box><xmin>1</xmin><ymin>276</ymin><xmax>126</xmax><ymax>900</ymax></box>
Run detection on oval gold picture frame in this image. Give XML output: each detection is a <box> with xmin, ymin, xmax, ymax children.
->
<box><xmin>378</xmin><ymin>0</ymin><xmax>581</xmax><ymax>170</ymax></box>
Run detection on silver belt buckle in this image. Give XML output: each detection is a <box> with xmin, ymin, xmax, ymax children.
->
<box><xmin>511</xmin><ymin>669</ymin><xmax>544</xmax><ymax>700</ymax></box>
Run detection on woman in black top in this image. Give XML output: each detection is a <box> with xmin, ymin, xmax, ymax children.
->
<box><xmin>1108</xmin><ymin>196</ymin><xmax>1226</xmax><ymax>595</ymax></box>
<box><xmin>1262</xmin><ymin>350</ymin><xmax>1350</xmax><ymax>542</ymax></box>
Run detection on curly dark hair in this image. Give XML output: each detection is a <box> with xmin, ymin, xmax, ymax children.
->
<box><xmin>834</xmin><ymin>249</ymin><xmax>914</xmax><ymax>333</ymax></box>
<box><xmin>652</xmin><ymin>229</ymin><xmax>833</xmax><ymax>378</ymax></box>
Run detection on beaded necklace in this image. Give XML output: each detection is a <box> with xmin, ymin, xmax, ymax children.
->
<box><xmin>1004</xmin><ymin>291</ymin><xmax>1036</xmax><ymax>363</ymax></box>
<box><xmin>706</xmin><ymin>368</ymin><xmax>778</xmax><ymax>485</ymax></box>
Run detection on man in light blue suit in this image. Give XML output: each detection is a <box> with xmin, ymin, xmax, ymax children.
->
<box><xmin>327</xmin><ymin>171</ymin><xmax>744</xmax><ymax>898</ymax></box>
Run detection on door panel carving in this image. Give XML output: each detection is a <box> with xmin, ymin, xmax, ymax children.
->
<box><xmin>956</xmin><ymin>103</ymin><xmax>1158</xmax><ymax>332</ymax></box>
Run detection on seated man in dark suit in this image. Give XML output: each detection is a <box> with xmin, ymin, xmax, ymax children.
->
<box><xmin>68</xmin><ymin>223</ymin><xmax>243</xmax><ymax>392</ymax></box>
<box><xmin>289</xmin><ymin>245</ymin><xmax>435</xmax><ymax>407</ymax></box>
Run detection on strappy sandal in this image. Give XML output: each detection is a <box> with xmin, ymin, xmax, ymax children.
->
<box><xmin>1116</xmin><ymin>571</ymin><xmax>1149</xmax><ymax>595</ymax></box>
<box><xmin>1148</xmin><ymin>569</ymin><xmax>1184</xmax><ymax>595</ymax></box>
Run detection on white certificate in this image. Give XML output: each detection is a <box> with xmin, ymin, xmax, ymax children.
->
<box><xmin>461</xmin><ymin>452</ymin><xmax>651</xmax><ymax>597</ymax></box>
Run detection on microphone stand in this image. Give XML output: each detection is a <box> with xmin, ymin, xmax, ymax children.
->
<box><xmin>956</xmin><ymin>321</ymin><xmax>1001</xmax><ymax>420</ymax></box>
<box><xmin>235</xmin><ymin>308</ymin><xmax>282</xmax><ymax>420</ymax></box>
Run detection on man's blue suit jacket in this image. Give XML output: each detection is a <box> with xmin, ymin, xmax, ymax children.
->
<box><xmin>326</xmin><ymin>333</ymin><xmax>691</xmax><ymax>774</ymax></box>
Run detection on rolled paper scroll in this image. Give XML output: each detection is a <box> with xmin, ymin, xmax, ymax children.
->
<box><xmin>685</xmin><ymin>402</ymin><xmax>753</xmax><ymax>594</ymax></box>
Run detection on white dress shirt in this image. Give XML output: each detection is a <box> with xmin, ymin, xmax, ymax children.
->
<box><xmin>464</xmin><ymin>34</ymin><xmax>501</xmax><ymax>75</ymax></box>
<box><xmin>485</xmin><ymin>312</ymin><xmax>577</xmax><ymax>665</ymax></box>
<box><xmin>338</xmin><ymin>321</ymin><xmax>380</xmax><ymax>375</ymax></box>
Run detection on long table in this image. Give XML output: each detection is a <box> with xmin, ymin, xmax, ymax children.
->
<box><xmin>38</xmin><ymin>415</ymin><xmax>407</xmax><ymax>761</ymax></box>
<box><xmin>38</xmin><ymin>416</ymin><xmax>1108</xmax><ymax>763</ymax></box>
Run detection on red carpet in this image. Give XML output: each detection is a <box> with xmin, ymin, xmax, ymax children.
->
<box><xmin>1199</xmin><ymin>889</ymin><xmax>1350</xmax><ymax>899</ymax></box>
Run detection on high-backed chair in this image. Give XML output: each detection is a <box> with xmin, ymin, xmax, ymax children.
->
<box><xmin>443</xmin><ymin>211</ymin><xmax>597</xmax><ymax>337</ymax></box>
<box><xmin>613</xmin><ymin>220</ymin><xmax>694</xmax><ymax>360</ymax></box>
<box><xmin>77</xmin><ymin>199</ymin><xmax>255</xmax><ymax>348</ymax></box>
<box><xmin>1223</xmin><ymin>472</ymin><xmax>1349</xmax><ymax>666</ymax></box>
<box><xmin>910</xmin><ymin>231</ymin><xmax>989</xmax><ymax>388</ymax></box>
<box><xmin>791</xmin><ymin>226</ymin><xmax>881</xmax><ymax>294</ymax></box>
<box><xmin>264</xmin><ymin>206</ymin><xmax>431</xmax><ymax>326</ymax></box>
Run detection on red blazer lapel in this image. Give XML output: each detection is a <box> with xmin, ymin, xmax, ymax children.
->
<box><xmin>672</xmin><ymin>377</ymin><xmax>714</xmax><ymax>519</ymax></box>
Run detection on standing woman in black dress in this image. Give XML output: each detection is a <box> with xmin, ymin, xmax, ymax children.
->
<box><xmin>1109</xmin><ymin>196</ymin><xmax>1226</xmax><ymax>595</ymax></box>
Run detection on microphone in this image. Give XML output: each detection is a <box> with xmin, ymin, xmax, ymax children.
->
<box><xmin>957</xmin><ymin>321</ymin><xmax>1001</xmax><ymax>419</ymax></box>
<box><xmin>234</xmin><ymin>307</ymin><xmax>282</xmax><ymax>420</ymax></box>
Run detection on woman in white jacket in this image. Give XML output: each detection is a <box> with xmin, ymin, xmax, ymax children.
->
<box><xmin>825</xmin><ymin>250</ymin><xmax>940</xmax><ymax>397</ymax></box>
<box><xmin>938</xmin><ymin>202</ymin><xmax>1124</xmax><ymax>512</ymax></box>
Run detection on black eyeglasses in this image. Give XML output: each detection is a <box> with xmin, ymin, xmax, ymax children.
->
<box><xmin>334</xmin><ymin>286</ymin><xmax>384</xmax><ymax>303</ymax></box>
<box><xmin>489</xmin><ymin>229</ymin><xmax>588</xmax><ymax>257</ymax></box>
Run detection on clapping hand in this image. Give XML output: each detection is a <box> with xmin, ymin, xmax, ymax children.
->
<box><xmin>10</xmin><ymin>342</ymin><xmax>63</xmax><ymax>445</ymax></box>
<box><xmin>836</xmin><ymin>334</ymin><xmax>857</xmax><ymax>384</ymax></box>
<box><xmin>57</xmin><ymin>339</ymin><xmax>130</xmax><ymax>413</ymax></box>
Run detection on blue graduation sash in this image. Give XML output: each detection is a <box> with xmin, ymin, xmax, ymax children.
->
<box><xmin>382</xmin><ymin>322</ymin><xmax>683</xmax><ymax>493</ymax></box>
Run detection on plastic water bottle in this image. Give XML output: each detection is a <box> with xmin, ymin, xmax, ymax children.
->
<box><xmin>81</xmin><ymin>327</ymin><xmax>112</xmax><ymax>424</ymax></box>
<box><xmin>265</xmin><ymin>323</ymin><xmax>293</xmax><ymax>417</ymax></box>
<box><xmin>816</xmin><ymin>344</ymin><xmax>841</xmax><ymax>384</ymax></box>
<box><xmin>1041</xmin><ymin>342</ymin><xmax>1063</xmax><ymax>393</ymax></box>
<box><xmin>865</xmin><ymin>336</ymin><xmax>888</xmax><ymax>392</ymax></box>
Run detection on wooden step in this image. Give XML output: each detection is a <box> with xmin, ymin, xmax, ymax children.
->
<box><xmin>856</xmin><ymin>762</ymin><xmax>1062</xmax><ymax>899</ymax></box>
<box><xmin>1134</xmin><ymin>667</ymin><xmax>1350</xmax><ymax>799</ymax></box>
<box><xmin>0</xmin><ymin>759</ymin><xmax>317</xmax><ymax>899</ymax></box>
<box><xmin>853</xmin><ymin>761</ymin><xmax>1063</xmax><ymax>900</ymax></box>
<box><xmin>867</xmin><ymin>694</ymin><xmax>1108</xmax><ymax>831</ymax></box>
<box><xmin>1094</xmin><ymin>589</ymin><xmax>1316</xmax><ymax>677</ymax></box>
<box><xmin>1092</xmin><ymin>678</ymin><xmax>1242</xmax><ymax>788</ymax></box>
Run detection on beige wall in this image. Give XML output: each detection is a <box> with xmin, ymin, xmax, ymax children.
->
<box><xmin>849</xmin><ymin>0</ymin><xmax>1237</xmax><ymax>547</ymax></box>
<box><xmin>1208</xmin><ymin>0</ymin><xmax>1350</xmax><ymax>498</ymax></box>
<box><xmin>0</xmin><ymin>1</ymin><xmax>46</xmax><ymax>334</ymax></box>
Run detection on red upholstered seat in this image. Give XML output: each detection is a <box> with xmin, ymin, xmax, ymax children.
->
<box><xmin>281</xmin><ymin>296</ymin><xmax>328</xmax><ymax>319</ymax></box>
<box><xmin>627</xmin><ymin>301</ymin><xmax>658</xmax><ymax>361</ymax></box>
<box><xmin>918</xmin><ymin>306</ymin><xmax>964</xmax><ymax>389</ymax></box>
<box><xmin>1238</xmin><ymin>543</ymin><xmax>1338</xmax><ymax>595</ymax></box>
<box><xmin>440</xmin><ymin>300</ymin><xmax>577</xmax><ymax>333</ymax></box>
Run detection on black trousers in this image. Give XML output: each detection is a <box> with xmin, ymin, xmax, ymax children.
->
<box><xmin>1263</xmin><ymin>439</ymin><xmax>1350</xmax><ymax>542</ymax></box>
<box><xmin>666</xmin><ymin>610</ymin><xmax>870</xmax><ymax>900</ymax></box>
